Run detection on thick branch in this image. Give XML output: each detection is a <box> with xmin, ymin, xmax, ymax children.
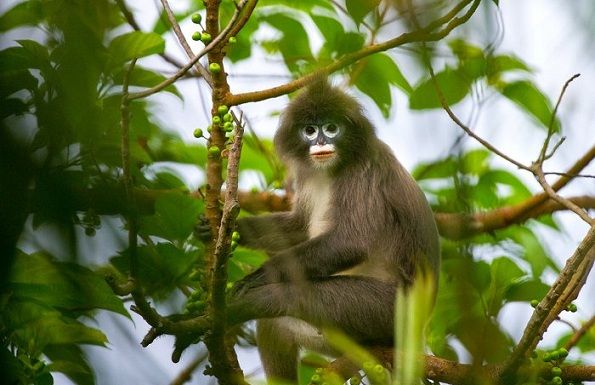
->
<box><xmin>329</xmin><ymin>350</ymin><xmax>595</xmax><ymax>384</ymax></box>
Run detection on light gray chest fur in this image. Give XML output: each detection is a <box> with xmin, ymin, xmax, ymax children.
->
<box><xmin>299</xmin><ymin>173</ymin><xmax>332</xmax><ymax>239</ymax></box>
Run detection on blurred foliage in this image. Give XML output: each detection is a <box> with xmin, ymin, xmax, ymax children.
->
<box><xmin>0</xmin><ymin>0</ymin><xmax>589</xmax><ymax>384</ymax></box>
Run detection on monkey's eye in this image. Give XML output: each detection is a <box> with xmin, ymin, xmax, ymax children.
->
<box><xmin>302</xmin><ymin>125</ymin><xmax>319</xmax><ymax>140</ymax></box>
<box><xmin>322</xmin><ymin>123</ymin><xmax>340</xmax><ymax>138</ymax></box>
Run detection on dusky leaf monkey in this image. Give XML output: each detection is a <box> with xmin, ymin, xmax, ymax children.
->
<box><xmin>189</xmin><ymin>80</ymin><xmax>440</xmax><ymax>383</ymax></box>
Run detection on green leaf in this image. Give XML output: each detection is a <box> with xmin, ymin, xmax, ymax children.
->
<box><xmin>499</xmin><ymin>80</ymin><xmax>560</xmax><ymax>132</ymax></box>
<box><xmin>409</xmin><ymin>68</ymin><xmax>471</xmax><ymax>109</ymax></box>
<box><xmin>0</xmin><ymin>0</ymin><xmax>43</xmax><ymax>32</ymax></box>
<box><xmin>461</xmin><ymin>149</ymin><xmax>490</xmax><ymax>175</ymax></box>
<box><xmin>260</xmin><ymin>0</ymin><xmax>335</xmax><ymax>11</ymax></box>
<box><xmin>111</xmin><ymin>243</ymin><xmax>199</xmax><ymax>296</ymax></box>
<box><xmin>239</xmin><ymin>138</ymin><xmax>277</xmax><ymax>182</ymax></box>
<box><xmin>4</xmin><ymin>300</ymin><xmax>107</xmax><ymax>354</ymax></box>
<box><xmin>345</xmin><ymin>0</ymin><xmax>380</xmax><ymax>25</ymax></box>
<box><xmin>354</xmin><ymin>53</ymin><xmax>411</xmax><ymax>117</ymax></box>
<box><xmin>139</xmin><ymin>192</ymin><xmax>204</xmax><ymax>242</ymax></box>
<box><xmin>259</xmin><ymin>13</ymin><xmax>314</xmax><ymax>74</ymax></box>
<box><xmin>107</xmin><ymin>31</ymin><xmax>165</xmax><ymax>66</ymax></box>
<box><xmin>505</xmin><ymin>279</ymin><xmax>550</xmax><ymax>303</ymax></box>
<box><xmin>113</xmin><ymin>66</ymin><xmax>181</xmax><ymax>98</ymax></box>
<box><xmin>152</xmin><ymin>9</ymin><xmax>192</xmax><ymax>35</ymax></box>
<box><xmin>10</xmin><ymin>251</ymin><xmax>129</xmax><ymax>317</ymax></box>
<box><xmin>45</xmin><ymin>345</ymin><xmax>94</xmax><ymax>385</ymax></box>
<box><xmin>487</xmin><ymin>55</ymin><xmax>531</xmax><ymax>77</ymax></box>
<box><xmin>479</xmin><ymin>169</ymin><xmax>532</xmax><ymax>205</ymax></box>
<box><xmin>0</xmin><ymin>69</ymin><xmax>37</xmax><ymax>98</ymax></box>
<box><xmin>1</xmin><ymin>97</ymin><xmax>29</xmax><ymax>118</ymax></box>
<box><xmin>485</xmin><ymin>257</ymin><xmax>525</xmax><ymax>316</ymax></box>
<box><xmin>500</xmin><ymin>226</ymin><xmax>558</xmax><ymax>277</ymax></box>
<box><xmin>233</xmin><ymin>247</ymin><xmax>268</xmax><ymax>267</ymax></box>
<box><xmin>412</xmin><ymin>157</ymin><xmax>457</xmax><ymax>180</ymax></box>
<box><xmin>150</xmin><ymin>135</ymin><xmax>208</xmax><ymax>166</ymax></box>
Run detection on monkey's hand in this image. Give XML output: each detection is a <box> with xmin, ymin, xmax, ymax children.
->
<box><xmin>193</xmin><ymin>214</ymin><xmax>212</xmax><ymax>243</ymax></box>
<box><xmin>231</xmin><ymin>257</ymin><xmax>300</xmax><ymax>295</ymax></box>
<box><xmin>231</xmin><ymin>267</ymin><xmax>268</xmax><ymax>296</ymax></box>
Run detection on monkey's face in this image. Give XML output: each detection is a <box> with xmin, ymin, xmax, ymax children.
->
<box><xmin>300</xmin><ymin>122</ymin><xmax>342</xmax><ymax>168</ymax></box>
<box><xmin>275</xmin><ymin>81</ymin><xmax>375</xmax><ymax>173</ymax></box>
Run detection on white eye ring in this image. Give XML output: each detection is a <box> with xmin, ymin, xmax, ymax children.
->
<box><xmin>322</xmin><ymin>123</ymin><xmax>340</xmax><ymax>138</ymax></box>
<box><xmin>302</xmin><ymin>125</ymin><xmax>319</xmax><ymax>141</ymax></box>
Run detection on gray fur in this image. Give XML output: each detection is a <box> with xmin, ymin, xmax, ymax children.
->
<box><xmin>229</xmin><ymin>81</ymin><xmax>440</xmax><ymax>382</ymax></box>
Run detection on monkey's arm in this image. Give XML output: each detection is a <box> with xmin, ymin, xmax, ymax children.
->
<box><xmin>234</xmin><ymin>233</ymin><xmax>367</xmax><ymax>292</ymax></box>
<box><xmin>236</xmin><ymin>212</ymin><xmax>308</xmax><ymax>254</ymax></box>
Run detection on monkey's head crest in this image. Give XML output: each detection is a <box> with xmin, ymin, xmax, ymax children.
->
<box><xmin>274</xmin><ymin>80</ymin><xmax>376</xmax><ymax>172</ymax></box>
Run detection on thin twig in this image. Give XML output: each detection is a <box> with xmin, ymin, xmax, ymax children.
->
<box><xmin>127</xmin><ymin>0</ymin><xmax>251</xmax><ymax>100</ymax></box>
<box><xmin>539</xmin><ymin>74</ymin><xmax>580</xmax><ymax>162</ymax></box>
<box><xmin>169</xmin><ymin>351</ymin><xmax>209</xmax><ymax>385</ymax></box>
<box><xmin>533</xmin><ymin>166</ymin><xmax>594</xmax><ymax>225</ymax></box>
<box><xmin>564</xmin><ymin>315</ymin><xmax>595</xmax><ymax>351</ymax></box>
<box><xmin>159</xmin><ymin>0</ymin><xmax>212</xmax><ymax>86</ymax></box>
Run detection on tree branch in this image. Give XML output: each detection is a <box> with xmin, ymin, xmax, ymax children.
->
<box><xmin>159</xmin><ymin>0</ymin><xmax>212</xmax><ymax>86</ymax></box>
<box><xmin>225</xmin><ymin>0</ymin><xmax>479</xmax><ymax>106</ymax></box>
<box><xmin>501</xmin><ymin>224</ymin><xmax>595</xmax><ymax>379</ymax></box>
<box><xmin>328</xmin><ymin>350</ymin><xmax>595</xmax><ymax>384</ymax></box>
<box><xmin>564</xmin><ymin>315</ymin><xmax>595</xmax><ymax>352</ymax></box>
<box><xmin>126</xmin><ymin>0</ymin><xmax>250</xmax><ymax>100</ymax></box>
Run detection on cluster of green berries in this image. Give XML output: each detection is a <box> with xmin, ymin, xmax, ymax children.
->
<box><xmin>190</xmin><ymin>13</ymin><xmax>212</xmax><ymax>44</ymax></box>
<box><xmin>363</xmin><ymin>362</ymin><xmax>387</xmax><ymax>384</ymax></box>
<box><xmin>542</xmin><ymin>347</ymin><xmax>569</xmax><ymax>363</ymax></box>
<box><xmin>184</xmin><ymin>288</ymin><xmax>207</xmax><ymax>314</ymax></box>
<box><xmin>189</xmin><ymin>13</ymin><xmax>237</xmax><ymax>75</ymax></box>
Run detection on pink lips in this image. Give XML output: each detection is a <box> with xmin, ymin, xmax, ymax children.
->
<box><xmin>311</xmin><ymin>151</ymin><xmax>335</xmax><ymax>160</ymax></box>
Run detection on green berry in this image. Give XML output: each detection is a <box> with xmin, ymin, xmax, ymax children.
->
<box><xmin>191</xmin><ymin>31</ymin><xmax>201</xmax><ymax>41</ymax></box>
<box><xmin>201</xmin><ymin>32</ymin><xmax>212</xmax><ymax>44</ymax></box>
<box><xmin>373</xmin><ymin>364</ymin><xmax>384</xmax><ymax>374</ymax></box>
<box><xmin>551</xmin><ymin>367</ymin><xmax>562</xmax><ymax>376</ymax></box>
<box><xmin>315</xmin><ymin>368</ymin><xmax>324</xmax><ymax>375</ymax></box>
<box><xmin>224</xmin><ymin>122</ymin><xmax>233</xmax><ymax>132</ymax></box>
<box><xmin>209</xmin><ymin>146</ymin><xmax>221</xmax><ymax>157</ymax></box>
<box><xmin>191</xmin><ymin>13</ymin><xmax>202</xmax><ymax>24</ymax></box>
<box><xmin>551</xmin><ymin>376</ymin><xmax>562</xmax><ymax>385</ymax></box>
<box><xmin>209</xmin><ymin>62</ymin><xmax>221</xmax><ymax>74</ymax></box>
<box><xmin>349</xmin><ymin>377</ymin><xmax>360</xmax><ymax>385</ymax></box>
<box><xmin>363</xmin><ymin>361</ymin><xmax>374</xmax><ymax>372</ymax></box>
<box><xmin>550</xmin><ymin>350</ymin><xmax>561</xmax><ymax>360</ymax></box>
<box><xmin>212</xmin><ymin>116</ymin><xmax>221</xmax><ymax>125</ymax></box>
<box><xmin>543</xmin><ymin>353</ymin><xmax>552</xmax><ymax>362</ymax></box>
<box><xmin>557</xmin><ymin>348</ymin><xmax>568</xmax><ymax>357</ymax></box>
<box><xmin>193</xmin><ymin>128</ymin><xmax>203</xmax><ymax>138</ymax></box>
<box><xmin>218</xmin><ymin>105</ymin><xmax>229</xmax><ymax>115</ymax></box>
<box><xmin>223</xmin><ymin>112</ymin><xmax>232</xmax><ymax>122</ymax></box>
<box><xmin>530</xmin><ymin>299</ymin><xmax>539</xmax><ymax>308</ymax></box>
<box><xmin>228</xmin><ymin>36</ymin><xmax>237</xmax><ymax>44</ymax></box>
<box><xmin>567</xmin><ymin>303</ymin><xmax>577</xmax><ymax>312</ymax></box>
<box><xmin>232</xmin><ymin>231</ymin><xmax>240</xmax><ymax>241</ymax></box>
<box><xmin>231</xmin><ymin>240</ymin><xmax>238</xmax><ymax>250</ymax></box>
<box><xmin>310</xmin><ymin>374</ymin><xmax>321</xmax><ymax>384</ymax></box>
<box><xmin>207</xmin><ymin>125</ymin><xmax>212</xmax><ymax>133</ymax></box>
